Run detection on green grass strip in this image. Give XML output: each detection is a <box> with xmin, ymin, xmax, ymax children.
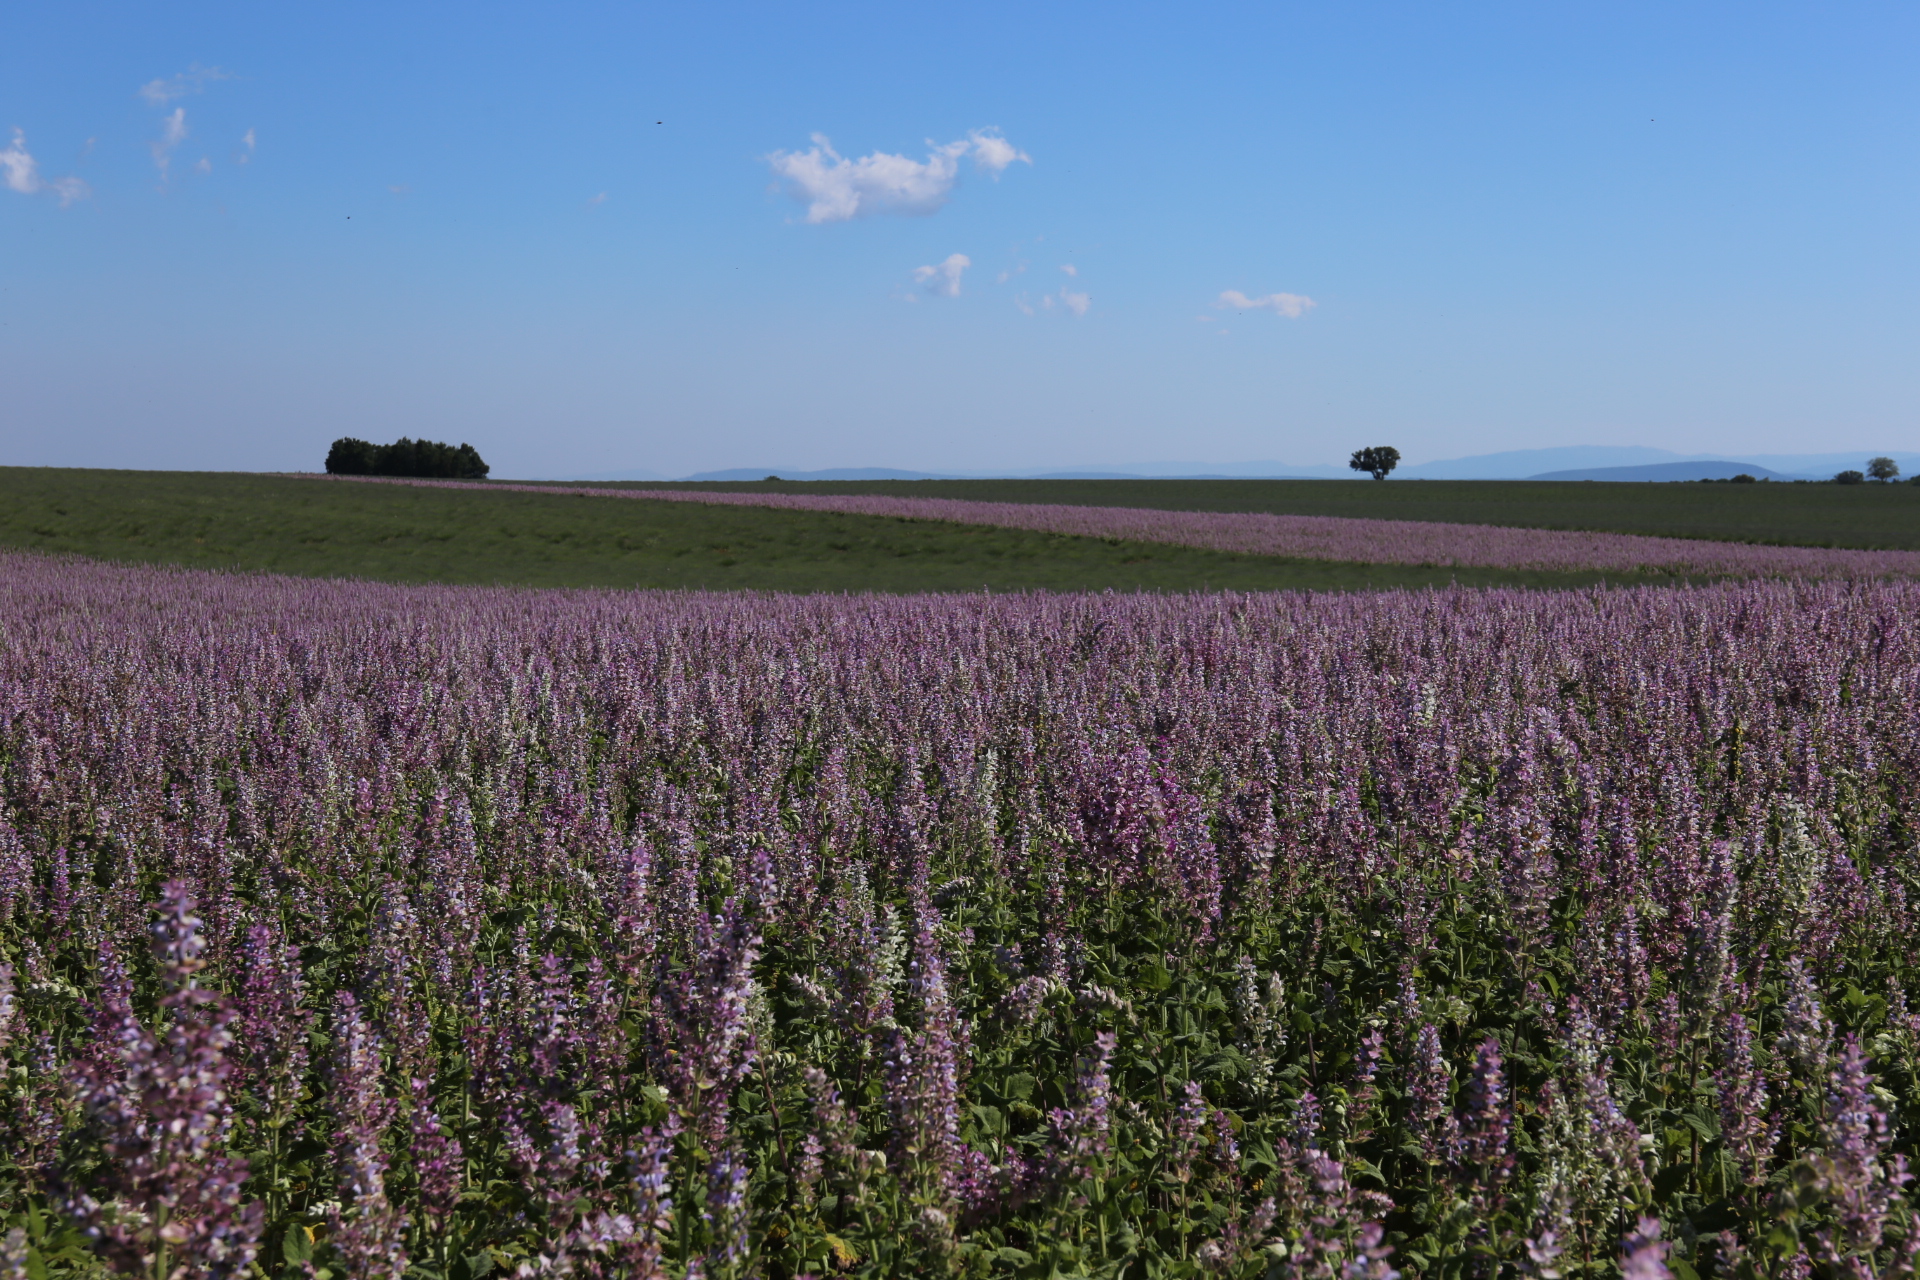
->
<box><xmin>0</xmin><ymin>468</ymin><xmax>1672</xmax><ymax>594</ymax></box>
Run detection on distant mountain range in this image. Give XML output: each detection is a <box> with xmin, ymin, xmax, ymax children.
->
<box><xmin>1528</xmin><ymin>461</ymin><xmax>1793</xmax><ymax>483</ymax></box>
<box><xmin>548</xmin><ymin>447</ymin><xmax>1917</xmax><ymax>484</ymax></box>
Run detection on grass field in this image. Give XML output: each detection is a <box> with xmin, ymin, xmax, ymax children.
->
<box><xmin>0</xmin><ymin>468</ymin><xmax>1646</xmax><ymax>593</ymax></box>
<box><xmin>597</xmin><ymin>476</ymin><xmax>1920</xmax><ymax>550</ymax></box>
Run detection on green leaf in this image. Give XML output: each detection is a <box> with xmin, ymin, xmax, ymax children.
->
<box><xmin>1004</xmin><ymin>1072</ymin><xmax>1036</xmax><ymax>1101</ymax></box>
<box><xmin>284</xmin><ymin>1226</ymin><xmax>315</xmax><ymax>1266</ymax></box>
<box><xmin>1681</xmin><ymin>1110</ymin><xmax>1720</xmax><ymax>1141</ymax></box>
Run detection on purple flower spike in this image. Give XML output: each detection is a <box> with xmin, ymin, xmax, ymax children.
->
<box><xmin>1047</xmin><ymin>1030</ymin><xmax>1117</xmax><ymax>1183</ymax></box>
<box><xmin>325</xmin><ymin>991</ymin><xmax>407</xmax><ymax>1280</ymax></box>
<box><xmin>1170</xmin><ymin>1081</ymin><xmax>1210</xmax><ymax>1185</ymax></box>
<box><xmin>63</xmin><ymin>882</ymin><xmax>262</xmax><ymax>1278</ymax></box>
<box><xmin>703</xmin><ymin>1152</ymin><xmax>751</xmax><ymax>1275</ymax></box>
<box><xmin>409</xmin><ymin>1076</ymin><xmax>464</xmax><ymax>1234</ymax></box>
<box><xmin>1407</xmin><ymin>1023</ymin><xmax>1455</xmax><ymax>1165</ymax></box>
<box><xmin>1807</xmin><ymin>1034</ymin><xmax>1911</xmax><ymax>1275</ymax></box>
<box><xmin>1454</xmin><ymin>1037</ymin><xmax>1513</xmax><ymax>1197</ymax></box>
<box><xmin>1620</xmin><ymin>1217</ymin><xmax>1672</xmax><ymax>1280</ymax></box>
<box><xmin>1717</xmin><ymin>1013</ymin><xmax>1774</xmax><ymax>1187</ymax></box>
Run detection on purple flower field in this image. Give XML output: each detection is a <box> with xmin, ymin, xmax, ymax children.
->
<box><xmin>325</xmin><ymin>476</ymin><xmax>1920</xmax><ymax>579</ymax></box>
<box><xmin>4</xmin><ymin>553</ymin><xmax>1920</xmax><ymax>1278</ymax></box>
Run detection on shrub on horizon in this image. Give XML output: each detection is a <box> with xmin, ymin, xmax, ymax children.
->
<box><xmin>1349</xmin><ymin>445</ymin><xmax>1401</xmax><ymax>480</ymax></box>
<box><xmin>1834</xmin><ymin>469</ymin><xmax>1866</xmax><ymax>485</ymax></box>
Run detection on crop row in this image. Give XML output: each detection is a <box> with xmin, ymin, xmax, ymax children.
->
<box><xmin>2</xmin><ymin>555</ymin><xmax>1919</xmax><ymax>1278</ymax></box>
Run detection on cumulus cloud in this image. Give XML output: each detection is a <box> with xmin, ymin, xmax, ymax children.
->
<box><xmin>138</xmin><ymin>65</ymin><xmax>232</xmax><ymax>106</ymax></box>
<box><xmin>1</xmin><ymin>129</ymin><xmax>90</xmax><ymax>206</ymax></box>
<box><xmin>586</xmin><ymin>192</ymin><xmax>608</xmax><ymax>207</ymax></box>
<box><xmin>1060</xmin><ymin>264</ymin><xmax>1077</xmax><ymax>277</ymax></box>
<box><xmin>1</xmin><ymin>131</ymin><xmax>40</xmax><ymax>195</ymax></box>
<box><xmin>235</xmin><ymin>128</ymin><xmax>255</xmax><ymax>165</ymax></box>
<box><xmin>766</xmin><ymin>128</ymin><xmax>1029</xmax><ymax>223</ymax></box>
<box><xmin>1016</xmin><ymin>285</ymin><xmax>1090</xmax><ymax>317</ymax></box>
<box><xmin>969</xmin><ymin>131</ymin><xmax>1027</xmax><ymax>173</ymax></box>
<box><xmin>1216</xmin><ymin>289</ymin><xmax>1316</xmax><ymax>318</ymax></box>
<box><xmin>912</xmin><ymin>253</ymin><xmax>971</xmax><ymax>297</ymax></box>
<box><xmin>151</xmin><ymin>107</ymin><xmax>188</xmax><ymax>179</ymax></box>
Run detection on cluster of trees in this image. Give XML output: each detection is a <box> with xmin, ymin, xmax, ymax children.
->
<box><xmin>1834</xmin><ymin>457</ymin><xmax>1904</xmax><ymax>485</ymax></box>
<box><xmin>325</xmin><ymin>437</ymin><xmax>490</xmax><ymax>480</ymax></box>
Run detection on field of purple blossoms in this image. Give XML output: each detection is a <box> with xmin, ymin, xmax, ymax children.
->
<box><xmin>4</xmin><ymin>554</ymin><xmax>1920</xmax><ymax>1280</ymax></box>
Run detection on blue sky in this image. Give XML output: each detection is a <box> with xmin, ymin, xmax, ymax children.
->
<box><xmin>3</xmin><ymin>2</ymin><xmax>1916</xmax><ymax>478</ymax></box>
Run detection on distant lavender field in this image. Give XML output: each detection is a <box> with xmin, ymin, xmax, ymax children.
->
<box><xmin>323</xmin><ymin>476</ymin><xmax>1920</xmax><ymax>579</ymax></box>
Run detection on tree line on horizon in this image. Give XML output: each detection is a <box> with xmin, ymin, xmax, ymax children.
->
<box><xmin>325</xmin><ymin>437</ymin><xmax>490</xmax><ymax>480</ymax></box>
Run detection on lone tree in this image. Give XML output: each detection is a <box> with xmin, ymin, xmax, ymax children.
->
<box><xmin>1834</xmin><ymin>469</ymin><xmax>1866</xmax><ymax>485</ymax></box>
<box><xmin>1868</xmin><ymin>457</ymin><xmax>1901</xmax><ymax>482</ymax></box>
<box><xmin>326</xmin><ymin>437</ymin><xmax>490</xmax><ymax>480</ymax></box>
<box><xmin>1349</xmin><ymin>446</ymin><xmax>1401</xmax><ymax>481</ymax></box>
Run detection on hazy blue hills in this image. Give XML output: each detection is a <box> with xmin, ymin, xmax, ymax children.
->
<box><xmin>544</xmin><ymin>447</ymin><xmax>1917</xmax><ymax>485</ymax></box>
<box><xmin>1529</xmin><ymin>461</ymin><xmax>1793</xmax><ymax>482</ymax></box>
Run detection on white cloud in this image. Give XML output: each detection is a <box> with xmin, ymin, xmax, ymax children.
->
<box><xmin>1</xmin><ymin>132</ymin><xmax>38</xmax><ymax>195</ymax></box>
<box><xmin>1017</xmin><ymin>285</ymin><xmax>1090</xmax><ymax>318</ymax></box>
<box><xmin>1060</xmin><ymin>264</ymin><xmax>1077</xmax><ymax>277</ymax></box>
<box><xmin>1216</xmin><ymin>289</ymin><xmax>1316</xmax><ymax>318</ymax></box>
<box><xmin>913</xmin><ymin>253</ymin><xmax>971</xmax><ymax>297</ymax></box>
<box><xmin>586</xmin><ymin>191</ymin><xmax>608</xmax><ymax>207</ymax></box>
<box><xmin>236</xmin><ymin>128</ymin><xmax>255</xmax><ymax>165</ymax></box>
<box><xmin>151</xmin><ymin>107</ymin><xmax>188</xmax><ymax>179</ymax></box>
<box><xmin>968</xmin><ymin>130</ymin><xmax>1028</xmax><ymax>174</ymax></box>
<box><xmin>194</xmin><ymin>156</ymin><xmax>212</xmax><ymax>175</ymax></box>
<box><xmin>139</xmin><ymin>65</ymin><xmax>232</xmax><ymax>106</ymax></box>
<box><xmin>1</xmin><ymin>129</ymin><xmax>90</xmax><ymax>206</ymax></box>
<box><xmin>766</xmin><ymin>128</ymin><xmax>1029</xmax><ymax>223</ymax></box>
